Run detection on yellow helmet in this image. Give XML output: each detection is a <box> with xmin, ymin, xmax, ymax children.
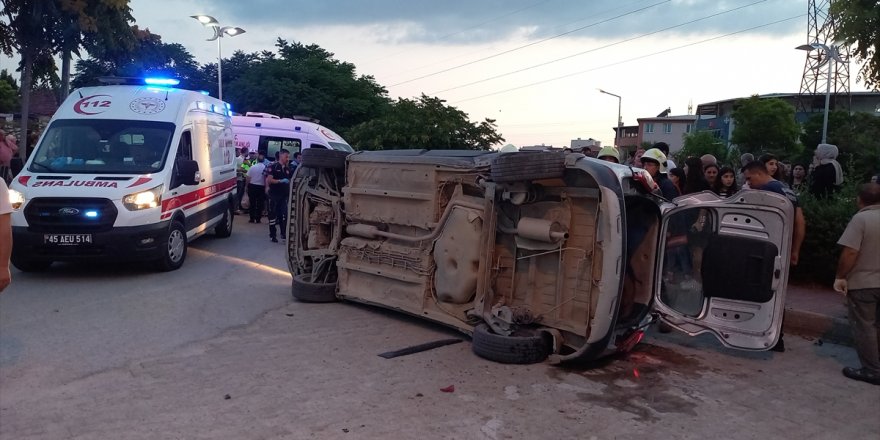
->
<box><xmin>641</xmin><ymin>148</ymin><xmax>668</xmax><ymax>173</ymax></box>
<box><xmin>597</xmin><ymin>146</ymin><xmax>620</xmax><ymax>162</ymax></box>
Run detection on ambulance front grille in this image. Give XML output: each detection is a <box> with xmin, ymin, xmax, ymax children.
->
<box><xmin>24</xmin><ymin>198</ymin><xmax>118</xmax><ymax>232</ymax></box>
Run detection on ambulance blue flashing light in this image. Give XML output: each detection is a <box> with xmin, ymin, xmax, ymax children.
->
<box><xmin>200</xmin><ymin>90</ymin><xmax>210</xmax><ymax>95</ymax></box>
<box><xmin>144</xmin><ymin>77</ymin><xmax>180</xmax><ymax>86</ymax></box>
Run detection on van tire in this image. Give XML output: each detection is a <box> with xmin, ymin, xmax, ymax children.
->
<box><xmin>157</xmin><ymin>220</ymin><xmax>187</xmax><ymax>272</ymax></box>
<box><xmin>214</xmin><ymin>200</ymin><xmax>234</xmax><ymax>238</ymax></box>
<box><xmin>301</xmin><ymin>149</ymin><xmax>349</xmax><ymax>170</ymax></box>
<box><xmin>490</xmin><ymin>151</ymin><xmax>565</xmax><ymax>183</ymax></box>
<box><xmin>471</xmin><ymin>323</ymin><xmax>551</xmax><ymax>364</ymax></box>
<box><xmin>291</xmin><ymin>273</ymin><xmax>337</xmax><ymax>303</ymax></box>
<box><xmin>11</xmin><ymin>257</ymin><xmax>52</xmax><ymax>272</ymax></box>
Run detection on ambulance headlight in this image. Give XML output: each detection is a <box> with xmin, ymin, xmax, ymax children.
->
<box><xmin>8</xmin><ymin>189</ymin><xmax>25</xmax><ymax>210</ymax></box>
<box><xmin>123</xmin><ymin>185</ymin><xmax>163</xmax><ymax>211</ymax></box>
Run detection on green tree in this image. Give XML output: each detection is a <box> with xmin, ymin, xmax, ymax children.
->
<box><xmin>676</xmin><ymin>130</ymin><xmax>739</xmax><ymax>166</ymax></box>
<box><xmin>72</xmin><ymin>27</ymin><xmax>205</xmax><ymax>90</ymax></box>
<box><xmin>801</xmin><ymin>110</ymin><xmax>880</xmax><ymax>181</ymax></box>
<box><xmin>1</xmin><ymin>0</ymin><xmax>65</xmax><ymax>155</ymax></box>
<box><xmin>831</xmin><ymin>0</ymin><xmax>880</xmax><ymax>90</ymax></box>
<box><xmin>56</xmin><ymin>0</ymin><xmax>135</xmax><ymax>98</ymax></box>
<box><xmin>0</xmin><ymin>68</ymin><xmax>16</xmax><ymax>90</ymax></box>
<box><xmin>226</xmin><ymin>39</ymin><xmax>389</xmax><ymax>131</ymax></box>
<box><xmin>0</xmin><ymin>79</ymin><xmax>17</xmax><ymax>112</ymax></box>
<box><xmin>346</xmin><ymin>94</ymin><xmax>504</xmax><ymax>150</ymax></box>
<box><xmin>730</xmin><ymin>96</ymin><xmax>801</xmax><ymax>157</ymax></box>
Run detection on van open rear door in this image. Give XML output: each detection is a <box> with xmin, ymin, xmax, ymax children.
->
<box><xmin>653</xmin><ymin>190</ymin><xmax>794</xmax><ymax>350</ymax></box>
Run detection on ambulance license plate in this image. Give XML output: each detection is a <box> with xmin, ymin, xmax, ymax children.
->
<box><xmin>44</xmin><ymin>234</ymin><xmax>93</xmax><ymax>246</ymax></box>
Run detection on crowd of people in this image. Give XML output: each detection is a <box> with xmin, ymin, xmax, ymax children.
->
<box><xmin>234</xmin><ymin>147</ymin><xmax>300</xmax><ymax>243</ymax></box>
<box><xmin>597</xmin><ymin>140</ymin><xmax>877</xmax><ymax>387</ymax></box>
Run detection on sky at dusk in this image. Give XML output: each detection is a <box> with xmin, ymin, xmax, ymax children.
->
<box><xmin>126</xmin><ymin>0</ymin><xmax>867</xmax><ymax>148</ymax></box>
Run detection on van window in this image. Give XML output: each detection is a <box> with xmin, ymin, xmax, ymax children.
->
<box><xmin>310</xmin><ymin>144</ymin><xmax>327</xmax><ymax>149</ymax></box>
<box><xmin>29</xmin><ymin>119</ymin><xmax>175</xmax><ymax>174</ymax></box>
<box><xmin>177</xmin><ymin>131</ymin><xmax>193</xmax><ymax>160</ymax></box>
<box><xmin>260</xmin><ymin>136</ymin><xmax>301</xmax><ymax>161</ymax></box>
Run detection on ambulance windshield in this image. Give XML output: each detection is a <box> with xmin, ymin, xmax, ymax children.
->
<box><xmin>29</xmin><ymin>119</ymin><xmax>175</xmax><ymax>174</ymax></box>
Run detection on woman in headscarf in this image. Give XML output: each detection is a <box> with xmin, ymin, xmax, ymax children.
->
<box><xmin>810</xmin><ymin>143</ymin><xmax>844</xmax><ymax>198</ymax></box>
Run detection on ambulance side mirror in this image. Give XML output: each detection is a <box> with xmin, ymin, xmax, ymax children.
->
<box><xmin>176</xmin><ymin>159</ymin><xmax>200</xmax><ymax>186</ymax></box>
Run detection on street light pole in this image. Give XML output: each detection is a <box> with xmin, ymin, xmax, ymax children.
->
<box><xmin>191</xmin><ymin>15</ymin><xmax>246</xmax><ymax>102</ymax></box>
<box><xmin>598</xmin><ymin>89</ymin><xmax>622</xmax><ymax>146</ymax></box>
<box><xmin>795</xmin><ymin>43</ymin><xmax>842</xmax><ymax>144</ymax></box>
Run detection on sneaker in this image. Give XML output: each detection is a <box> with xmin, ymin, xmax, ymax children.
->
<box><xmin>270</xmin><ymin>237</ymin><xmax>278</xmax><ymax>243</ymax></box>
<box><xmin>842</xmin><ymin>367</ymin><xmax>880</xmax><ymax>385</ymax></box>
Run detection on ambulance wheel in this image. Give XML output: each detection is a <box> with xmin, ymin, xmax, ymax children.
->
<box><xmin>490</xmin><ymin>151</ymin><xmax>565</xmax><ymax>183</ymax></box>
<box><xmin>214</xmin><ymin>199</ymin><xmax>234</xmax><ymax>238</ymax></box>
<box><xmin>471</xmin><ymin>323</ymin><xmax>552</xmax><ymax>364</ymax></box>
<box><xmin>291</xmin><ymin>273</ymin><xmax>337</xmax><ymax>303</ymax></box>
<box><xmin>11</xmin><ymin>256</ymin><xmax>52</xmax><ymax>272</ymax></box>
<box><xmin>157</xmin><ymin>220</ymin><xmax>187</xmax><ymax>272</ymax></box>
<box><xmin>301</xmin><ymin>148</ymin><xmax>349</xmax><ymax>170</ymax></box>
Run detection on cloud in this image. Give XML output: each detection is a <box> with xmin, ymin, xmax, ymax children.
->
<box><xmin>197</xmin><ymin>0</ymin><xmax>804</xmax><ymax>44</ymax></box>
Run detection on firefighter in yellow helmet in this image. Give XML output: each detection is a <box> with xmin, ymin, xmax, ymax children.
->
<box><xmin>640</xmin><ymin>148</ymin><xmax>679</xmax><ymax>200</ymax></box>
<box><xmin>597</xmin><ymin>146</ymin><xmax>620</xmax><ymax>163</ymax></box>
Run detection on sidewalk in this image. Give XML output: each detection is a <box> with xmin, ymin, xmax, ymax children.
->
<box><xmin>784</xmin><ymin>283</ymin><xmax>852</xmax><ymax>346</ymax></box>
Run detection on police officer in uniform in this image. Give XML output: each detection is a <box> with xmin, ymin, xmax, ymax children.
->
<box><xmin>266</xmin><ymin>149</ymin><xmax>294</xmax><ymax>242</ymax></box>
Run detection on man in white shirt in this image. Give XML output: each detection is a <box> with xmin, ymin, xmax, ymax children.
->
<box><xmin>246</xmin><ymin>152</ymin><xmax>267</xmax><ymax>223</ymax></box>
<box><xmin>0</xmin><ymin>179</ymin><xmax>13</xmax><ymax>292</ymax></box>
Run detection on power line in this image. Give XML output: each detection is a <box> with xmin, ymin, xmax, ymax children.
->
<box><xmin>453</xmin><ymin>14</ymin><xmax>806</xmax><ymax>104</ymax></box>
<box><xmin>380</xmin><ymin>0</ymin><xmax>658</xmax><ymax>82</ymax></box>
<box><xmin>361</xmin><ymin>0</ymin><xmax>553</xmax><ymax>67</ymax></box>
<box><xmin>431</xmin><ymin>0</ymin><xmax>768</xmax><ymax>95</ymax></box>
<box><xmin>390</xmin><ymin>0</ymin><xmax>671</xmax><ymax>87</ymax></box>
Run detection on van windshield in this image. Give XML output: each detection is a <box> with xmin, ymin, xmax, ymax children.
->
<box><xmin>29</xmin><ymin>119</ymin><xmax>175</xmax><ymax>174</ymax></box>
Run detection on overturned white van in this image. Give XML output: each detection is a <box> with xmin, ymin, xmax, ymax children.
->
<box><xmin>7</xmin><ymin>78</ymin><xmax>237</xmax><ymax>271</ymax></box>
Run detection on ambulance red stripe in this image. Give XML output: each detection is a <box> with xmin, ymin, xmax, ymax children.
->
<box><xmin>160</xmin><ymin>178</ymin><xmax>236</xmax><ymax>219</ymax></box>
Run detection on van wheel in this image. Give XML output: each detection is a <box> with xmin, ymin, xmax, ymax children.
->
<box><xmin>301</xmin><ymin>149</ymin><xmax>349</xmax><ymax>169</ymax></box>
<box><xmin>214</xmin><ymin>200</ymin><xmax>234</xmax><ymax>238</ymax></box>
<box><xmin>157</xmin><ymin>220</ymin><xmax>187</xmax><ymax>271</ymax></box>
<box><xmin>11</xmin><ymin>257</ymin><xmax>53</xmax><ymax>272</ymax></box>
<box><xmin>490</xmin><ymin>151</ymin><xmax>565</xmax><ymax>183</ymax></box>
<box><xmin>471</xmin><ymin>323</ymin><xmax>551</xmax><ymax>364</ymax></box>
<box><xmin>291</xmin><ymin>273</ymin><xmax>337</xmax><ymax>303</ymax></box>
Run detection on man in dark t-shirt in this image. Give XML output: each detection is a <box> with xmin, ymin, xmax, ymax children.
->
<box><xmin>265</xmin><ymin>149</ymin><xmax>294</xmax><ymax>242</ymax></box>
<box><xmin>743</xmin><ymin>161</ymin><xmax>805</xmax><ymax>266</ymax></box>
<box><xmin>743</xmin><ymin>160</ymin><xmax>807</xmax><ymax>352</ymax></box>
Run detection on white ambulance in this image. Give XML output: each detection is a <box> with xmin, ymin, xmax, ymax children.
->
<box><xmin>231</xmin><ymin>112</ymin><xmax>353</xmax><ymax>160</ymax></box>
<box><xmin>7</xmin><ymin>78</ymin><xmax>237</xmax><ymax>272</ymax></box>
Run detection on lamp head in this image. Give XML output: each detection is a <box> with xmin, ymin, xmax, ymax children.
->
<box><xmin>191</xmin><ymin>15</ymin><xmax>219</xmax><ymax>26</ymax></box>
<box><xmin>222</xmin><ymin>27</ymin><xmax>246</xmax><ymax>37</ymax></box>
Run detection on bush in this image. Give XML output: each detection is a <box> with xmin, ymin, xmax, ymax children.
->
<box><xmin>792</xmin><ymin>180</ymin><xmax>860</xmax><ymax>285</ymax></box>
<box><xmin>675</xmin><ymin>130</ymin><xmax>740</xmax><ymax>167</ymax></box>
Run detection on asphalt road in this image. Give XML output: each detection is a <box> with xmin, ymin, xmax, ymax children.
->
<box><xmin>1</xmin><ymin>215</ymin><xmax>878</xmax><ymax>439</ymax></box>
<box><xmin>0</xmin><ymin>215</ymin><xmax>292</xmax><ymax>396</ymax></box>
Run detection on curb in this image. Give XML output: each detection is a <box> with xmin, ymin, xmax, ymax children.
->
<box><xmin>783</xmin><ymin>307</ymin><xmax>853</xmax><ymax>346</ymax></box>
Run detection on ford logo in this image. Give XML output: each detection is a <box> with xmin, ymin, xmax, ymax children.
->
<box><xmin>58</xmin><ymin>207</ymin><xmax>80</xmax><ymax>216</ymax></box>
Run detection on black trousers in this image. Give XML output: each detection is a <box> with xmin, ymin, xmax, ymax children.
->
<box><xmin>247</xmin><ymin>184</ymin><xmax>265</xmax><ymax>222</ymax></box>
<box><xmin>268</xmin><ymin>195</ymin><xmax>288</xmax><ymax>239</ymax></box>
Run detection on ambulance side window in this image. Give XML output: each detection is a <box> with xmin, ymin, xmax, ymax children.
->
<box><xmin>171</xmin><ymin>131</ymin><xmax>193</xmax><ymax>189</ymax></box>
<box><xmin>177</xmin><ymin>131</ymin><xmax>193</xmax><ymax>160</ymax></box>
